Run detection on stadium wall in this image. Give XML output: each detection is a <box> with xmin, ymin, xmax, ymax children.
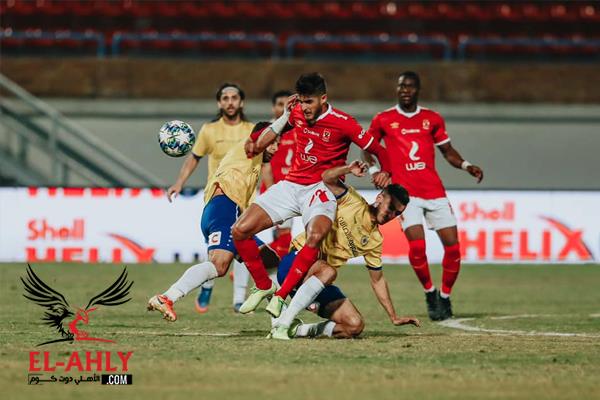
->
<box><xmin>2</xmin><ymin>58</ymin><xmax>600</xmax><ymax>103</ymax></box>
<box><xmin>0</xmin><ymin>187</ymin><xmax>598</xmax><ymax>265</ymax></box>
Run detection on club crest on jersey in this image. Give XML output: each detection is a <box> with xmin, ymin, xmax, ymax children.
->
<box><xmin>322</xmin><ymin>129</ymin><xmax>331</xmax><ymax>142</ymax></box>
<box><xmin>422</xmin><ymin>119</ymin><xmax>430</xmax><ymax>130</ymax></box>
<box><xmin>208</xmin><ymin>232</ymin><xmax>221</xmax><ymax>246</ymax></box>
<box><xmin>390</xmin><ymin>122</ymin><xmax>400</xmax><ymax>129</ymax></box>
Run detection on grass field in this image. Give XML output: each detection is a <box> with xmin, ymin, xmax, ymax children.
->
<box><xmin>1</xmin><ymin>262</ymin><xmax>599</xmax><ymax>400</ymax></box>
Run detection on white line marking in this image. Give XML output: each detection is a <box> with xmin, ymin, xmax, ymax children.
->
<box><xmin>113</xmin><ymin>330</ymin><xmax>240</xmax><ymax>337</ymax></box>
<box><xmin>490</xmin><ymin>314</ymin><xmax>554</xmax><ymax>320</ymax></box>
<box><xmin>439</xmin><ymin>317</ymin><xmax>600</xmax><ymax>338</ymax></box>
<box><xmin>589</xmin><ymin>313</ymin><xmax>600</xmax><ymax>318</ymax></box>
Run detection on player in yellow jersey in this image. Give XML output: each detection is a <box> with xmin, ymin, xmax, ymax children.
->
<box><xmin>269</xmin><ymin>161</ymin><xmax>420</xmax><ymax>339</ymax></box>
<box><xmin>148</xmin><ymin>123</ymin><xmax>279</xmax><ymax>321</ymax></box>
<box><xmin>166</xmin><ymin>83</ymin><xmax>255</xmax><ymax>313</ymax></box>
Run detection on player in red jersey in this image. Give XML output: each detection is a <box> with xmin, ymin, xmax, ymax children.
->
<box><xmin>364</xmin><ymin>71</ymin><xmax>483</xmax><ymax>321</ymax></box>
<box><xmin>232</xmin><ymin>73</ymin><xmax>392</xmax><ymax>317</ymax></box>
<box><xmin>260</xmin><ymin>90</ymin><xmax>296</xmax><ymax>259</ymax></box>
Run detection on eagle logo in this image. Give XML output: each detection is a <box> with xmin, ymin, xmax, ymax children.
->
<box><xmin>21</xmin><ymin>264</ymin><xmax>133</xmax><ymax>346</ymax></box>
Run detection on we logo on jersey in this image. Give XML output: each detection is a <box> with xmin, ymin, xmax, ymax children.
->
<box><xmin>300</xmin><ymin>139</ymin><xmax>318</xmax><ymax>164</ymax></box>
<box><xmin>406</xmin><ymin>141</ymin><xmax>426</xmax><ymax>171</ymax></box>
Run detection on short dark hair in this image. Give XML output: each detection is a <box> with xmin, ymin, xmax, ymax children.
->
<box><xmin>384</xmin><ymin>184</ymin><xmax>410</xmax><ymax>207</ymax></box>
<box><xmin>271</xmin><ymin>90</ymin><xmax>293</xmax><ymax>105</ymax></box>
<box><xmin>215</xmin><ymin>82</ymin><xmax>245</xmax><ymax>101</ymax></box>
<box><xmin>251</xmin><ymin>121</ymin><xmax>271</xmax><ymax>134</ymax></box>
<box><xmin>295</xmin><ymin>73</ymin><xmax>327</xmax><ymax>96</ymax></box>
<box><xmin>398</xmin><ymin>71</ymin><xmax>421</xmax><ymax>89</ymax></box>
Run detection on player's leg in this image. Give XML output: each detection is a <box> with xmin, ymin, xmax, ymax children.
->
<box><xmin>231</xmin><ymin>260</ymin><xmax>249</xmax><ymax>312</ymax></box>
<box><xmin>196</xmin><ymin>279</ymin><xmax>215</xmax><ymax>314</ymax></box>
<box><xmin>233</xmin><ymin>181</ymin><xmax>300</xmax><ymax>312</ymax></box>
<box><xmin>428</xmin><ymin>197</ymin><xmax>460</xmax><ymax>320</ymax></box>
<box><xmin>269</xmin><ymin>182</ymin><xmax>336</xmax><ymax>316</ymax></box>
<box><xmin>403</xmin><ymin>198</ymin><xmax>439</xmax><ymax>320</ymax></box>
<box><xmin>148</xmin><ymin>249</ymin><xmax>234</xmax><ymax>321</ymax></box>
<box><xmin>270</xmin><ymin>260</ymin><xmax>336</xmax><ymax>339</ymax></box>
<box><xmin>269</xmin><ymin>223</ymin><xmax>292</xmax><ymax>259</ymax></box>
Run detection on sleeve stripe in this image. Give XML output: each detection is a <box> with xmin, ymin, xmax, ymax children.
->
<box><xmin>366</xmin><ymin>265</ymin><xmax>383</xmax><ymax>271</ymax></box>
<box><xmin>362</xmin><ymin>136</ymin><xmax>374</xmax><ymax>150</ymax></box>
<box><xmin>435</xmin><ymin>137</ymin><xmax>451</xmax><ymax>146</ymax></box>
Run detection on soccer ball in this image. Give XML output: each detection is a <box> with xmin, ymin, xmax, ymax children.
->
<box><xmin>158</xmin><ymin>120</ymin><xmax>196</xmax><ymax>157</ymax></box>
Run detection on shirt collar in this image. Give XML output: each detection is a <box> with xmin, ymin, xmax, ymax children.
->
<box><xmin>395</xmin><ymin>105</ymin><xmax>421</xmax><ymax>118</ymax></box>
<box><xmin>316</xmin><ymin>104</ymin><xmax>332</xmax><ymax>122</ymax></box>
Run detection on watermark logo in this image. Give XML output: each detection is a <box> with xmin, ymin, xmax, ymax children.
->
<box><xmin>22</xmin><ymin>264</ymin><xmax>133</xmax><ymax>346</ymax></box>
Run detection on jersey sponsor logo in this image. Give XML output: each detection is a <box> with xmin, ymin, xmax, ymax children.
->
<box><xmin>390</xmin><ymin>122</ymin><xmax>400</xmax><ymax>129</ymax></box>
<box><xmin>322</xmin><ymin>129</ymin><xmax>331</xmax><ymax>142</ymax></box>
<box><xmin>406</xmin><ymin>141</ymin><xmax>426</xmax><ymax>170</ymax></box>
<box><xmin>304</xmin><ymin>139</ymin><xmax>314</xmax><ymax>154</ymax></box>
<box><xmin>423</xmin><ymin>119</ymin><xmax>430</xmax><ymax>130</ymax></box>
<box><xmin>408</xmin><ymin>141</ymin><xmax>421</xmax><ymax>161</ymax></box>
<box><xmin>401</xmin><ymin>128</ymin><xmax>420</xmax><ymax>135</ymax></box>
<box><xmin>300</xmin><ymin>139</ymin><xmax>318</xmax><ymax>163</ymax></box>
<box><xmin>303</xmin><ymin>127</ymin><xmax>320</xmax><ymax>137</ymax></box>
<box><xmin>208</xmin><ymin>232</ymin><xmax>221</xmax><ymax>246</ymax></box>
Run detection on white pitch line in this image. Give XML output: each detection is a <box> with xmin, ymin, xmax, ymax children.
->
<box><xmin>439</xmin><ymin>317</ymin><xmax>600</xmax><ymax>338</ymax></box>
<box><xmin>113</xmin><ymin>330</ymin><xmax>240</xmax><ymax>337</ymax></box>
<box><xmin>590</xmin><ymin>313</ymin><xmax>600</xmax><ymax>318</ymax></box>
<box><xmin>490</xmin><ymin>314</ymin><xmax>554</xmax><ymax>320</ymax></box>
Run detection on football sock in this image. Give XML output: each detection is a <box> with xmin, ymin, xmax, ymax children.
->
<box><xmin>295</xmin><ymin>321</ymin><xmax>336</xmax><ymax>338</ymax></box>
<box><xmin>408</xmin><ymin>239</ymin><xmax>433</xmax><ymax>291</ymax></box>
<box><xmin>201</xmin><ymin>278</ymin><xmax>215</xmax><ymax>290</ymax></box>
<box><xmin>232</xmin><ymin>260</ymin><xmax>249</xmax><ymax>305</ymax></box>
<box><xmin>233</xmin><ymin>238</ymin><xmax>272</xmax><ymax>290</ymax></box>
<box><xmin>269</xmin><ymin>232</ymin><xmax>292</xmax><ymax>259</ymax></box>
<box><xmin>277</xmin><ymin>276</ymin><xmax>325</xmax><ymax>328</ymax></box>
<box><xmin>441</xmin><ymin>243</ymin><xmax>461</xmax><ymax>296</ymax></box>
<box><xmin>275</xmin><ymin>245</ymin><xmax>319</xmax><ymax>298</ymax></box>
<box><xmin>164</xmin><ymin>261</ymin><xmax>218</xmax><ymax>302</ymax></box>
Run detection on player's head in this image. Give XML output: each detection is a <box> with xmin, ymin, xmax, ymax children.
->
<box><xmin>271</xmin><ymin>90</ymin><xmax>293</xmax><ymax>119</ymax></box>
<box><xmin>295</xmin><ymin>73</ymin><xmax>327</xmax><ymax>124</ymax></box>
<box><xmin>397</xmin><ymin>71</ymin><xmax>420</xmax><ymax>108</ymax></box>
<box><xmin>372</xmin><ymin>184</ymin><xmax>409</xmax><ymax>225</ymax></box>
<box><xmin>215</xmin><ymin>83</ymin><xmax>247</xmax><ymax>122</ymax></box>
<box><xmin>252</xmin><ymin>121</ymin><xmax>279</xmax><ymax>162</ymax></box>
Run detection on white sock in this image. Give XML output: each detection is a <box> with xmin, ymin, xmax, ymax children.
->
<box><xmin>268</xmin><ymin>271</ymin><xmax>279</xmax><ymax>289</ymax></box>
<box><xmin>295</xmin><ymin>321</ymin><xmax>336</xmax><ymax>338</ymax></box>
<box><xmin>232</xmin><ymin>260</ymin><xmax>249</xmax><ymax>305</ymax></box>
<box><xmin>277</xmin><ymin>276</ymin><xmax>325</xmax><ymax>328</ymax></box>
<box><xmin>425</xmin><ymin>286</ymin><xmax>436</xmax><ymax>293</ymax></box>
<box><xmin>440</xmin><ymin>291</ymin><xmax>450</xmax><ymax>299</ymax></box>
<box><xmin>201</xmin><ymin>278</ymin><xmax>215</xmax><ymax>290</ymax></box>
<box><xmin>163</xmin><ymin>261</ymin><xmax>218</xmax><ymax>302</ymax></box>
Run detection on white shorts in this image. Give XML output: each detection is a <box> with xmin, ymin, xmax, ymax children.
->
<box><xmin>400</xmin><ymin>196</ymin><xmax>457</xmax><ymax>231</ymax></box>
<box><xmin>255</xmin><ymin>180</ymin><xmax>337</xmax><ymax>227</ymax></box>
<box><xmin>276</xmin><ymin>218</ymin><xmax>293</xmax><ymax>230</ymax></box>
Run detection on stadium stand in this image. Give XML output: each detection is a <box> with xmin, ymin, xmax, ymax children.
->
<box><xmin>1</xmin><ymin>1</ymin><xmax>599</xmax><ymax>59</ymax></box>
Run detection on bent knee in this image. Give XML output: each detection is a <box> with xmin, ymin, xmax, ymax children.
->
<box><xmin>345</xmin><ymin>315</ymin><xmax>365</xmax><ymax>337</ymax></box>
<box><xmin>209</xmin><ymin>254</ymin><xmax>232</xmax><ymax>276</ymax></box>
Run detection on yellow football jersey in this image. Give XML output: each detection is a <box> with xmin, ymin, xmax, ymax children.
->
<box><xmin>192</xmin><ymin>118</ymin><xmax>255</xmax><ymax>180</ymax></box>
<box><xmin>203</xmin><ymin>138</ymin><xmax>263</xmax><ymax>210</ymax></box>
<box><xmin>292</xmin><ymin>186</ymin><xmax>383</xmax><ymax>268</ymax></box>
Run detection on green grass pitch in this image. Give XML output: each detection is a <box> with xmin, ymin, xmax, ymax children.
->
<box><xmin>1</xmin><ymin>263</ymin><xmax>599</xmax><ymax>400</ymax></box>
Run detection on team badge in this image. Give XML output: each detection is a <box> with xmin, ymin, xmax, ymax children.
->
<box><xmin>390</xmin><ymin>122</ymin><xmax>400</xmax><ymax>129</ymax></box>
<box><xmin>361</xmin><ymin>236</ymin><xmax>369</xmax><ymax>246</ymax></box>
<box><xmin>423</xmin><ymin>119</ymin><xmax>430</xmax><ymax>130</ymax></box>
<box><xmin>322</xmin><ymin>129</ymin><xmax>331</xmax><ymax>142</ymax></box>
<box><xmin>209</xmin><ymin>232</ymin><xmax>222</xmax><ymax>245</ymax></box>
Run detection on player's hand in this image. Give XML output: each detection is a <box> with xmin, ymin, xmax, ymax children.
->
<box><xmin>244</xmin><ymin>138</ymin><xmax>258</xmax><ymax>158</ymax></box>
<box><xmin>467</xmin><ymin>165</ymin><xmax>483</xmax><ymax>183</ymax></box>
<box><xmin>166</xmin><ymin>183</ymin><xmax>182</xmax><ymax>203</ymax></box>
<box><xmin>391</xmin><ymin>316</ymin><xmax>421</xmax><ymax>327</ymax></box>
<box><xmin>285</xmin><ymin>94</ymin><xmax>298</xmax><ymax>111</ymax></box>
<box><xmin>348</xmin><ymin>160</ymin><xmax>368</xmax><ymax>177</ymax></box>
<box><xmin>372</xmin><ymin>171</ymin><xmax>391</xmax><ymax>189</ymax></box>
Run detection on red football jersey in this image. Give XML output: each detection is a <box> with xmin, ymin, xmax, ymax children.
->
<box><xmin>285</xmin><ymin>103</ymin><xmax>375</xmax><ymax>185</ymax></box>
<box><xmin>259</xmin><ymin>130</ymin><xmax>297</xmax><ymax>193</ymax></box>
<box><xmin>368</xmin><ymin>106</ymin><xmax>450</xmax><ymax>199</ymax></box>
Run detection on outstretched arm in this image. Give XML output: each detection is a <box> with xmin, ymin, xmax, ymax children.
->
<box><xmin>368</xmin><ymin>268</ymin><xmax>420</xmax><ymax>327</ymax></box>
<box><xmin>166</xmin><ymin>154</ymin><xmax>200</xmax><ymax>202</ymax></box>
<box><xmin>438</xmin><ymin>142</ymin><xmax>483</xmax><ymax>183</ymax></box>
<box><xmin>321</xmin><ymin>160</ymin><xmax>367</xmax><ymax>197</ymax></box>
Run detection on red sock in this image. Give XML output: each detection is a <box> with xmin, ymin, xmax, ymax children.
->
<box><xmin>269</xmin><ymin>232</ymin><xmax>292</xmax><ymax>259</ymax></box>
<box><xmin>441</xmin><ymin>243</ymin><xmax>461</xmax><ymax>296</ymax></box>
<box><xmin>275</xmin><ymin>245</ymin><xmax>319</xmax><ymax>299</ymax></box>
<box><xmin>233</xmin><ymin>238</ymin><xmax>272</xmax><ymax>290</ymax></box>
<box><xmin>408</xmin><ymin>239</ymin><xmax>433</xmax><ymax>291</ymax></box>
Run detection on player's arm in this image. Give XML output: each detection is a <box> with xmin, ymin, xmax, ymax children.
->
<box><xmin>246</xmin><ymin>95</ymin><xmax>298</xmax><ymax>158</ymax></box>
<box><xmin>437</xmin><ymin>142</ymin><xmax>483</xmax><ymax>183</ymax></box>
<box><xmin>352</xmin><ymin>115</ymin><xmax>391</xmax><ymax>188</ymax></box>
<box><xmin>367</xmin><ymin>267</ymin><xmax>420</xmax><ymax>327</ymax></box>
<box><xmin>321</xmin><ymin>160</ymin><xmax>367</xmax><ymax>197</ymax></box>
<box><xmin>166</xmin><ymin>152</ymin><xmax>201</xmax><ymax>202</ymax></box>
<box><xmin>261</xmin><ymin>162</ymin><xmax>275</xmax><ymax>189</ymax></box>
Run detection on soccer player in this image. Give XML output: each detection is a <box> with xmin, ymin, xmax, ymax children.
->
<box><xmin>260</xmin><ymin>90</ymin><xmax>296</xmax><ymax>259</ymax></box>
<box><xmin>166</xmin><ymin>83</ymin><xmax>254</xmax><ymax>313</ymax></box>
<box><xmin>231</xmin><ymin>73</ymin><xmax>393</xmax><ymax>317</ymax></box>
<box><xmin>363</xmin><ymin>71</ymin><xmax>484</xmax><ymax>321</ymax></box>
<box><xmin>270</xmin><ymin>161</ymin><xmax>420</xmax><ymax>339</ymax></box>
<box><xmin>147</xmin><ymin>123</ymin><xmax>279</xmax><ymax>321</ymax></box>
